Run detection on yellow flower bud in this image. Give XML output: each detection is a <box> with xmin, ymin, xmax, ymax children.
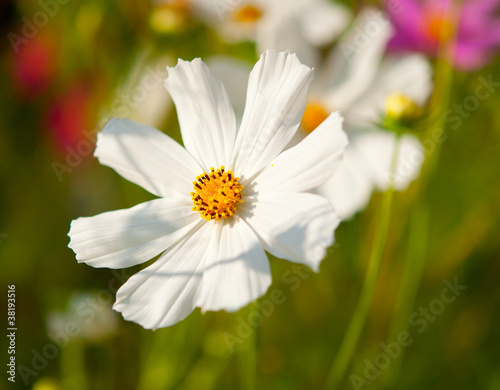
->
<box><xmin>385</xmin><ymin>93</ymin><xmax>421</xmax><ymax>121</ymax></box>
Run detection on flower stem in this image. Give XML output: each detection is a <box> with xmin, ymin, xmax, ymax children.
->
<box><xmin>380</xmin><ymin>6</ymin><xmax>457</xmax><ymax>385</ymax></box>
<box><xmin>237</xmin><ymin>300</ymin><xmax>261</xmax><ymax>390</ymax></box>
<box><xmin>325</xmin><ymin>137</ymin><xmax>401</xmax><ymax>389</ymax></box>
<box><xmin>61</xmin><ymin>341</ymin><xmax>88</xmax><ymax>390</ymax></box>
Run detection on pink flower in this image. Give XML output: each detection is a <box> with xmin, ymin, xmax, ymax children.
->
<box><xmin>46</xmin><ymin>81</ymin><xmax>95</xmax><ymax>154</ymax></box>
<box><xmin>387</xmin><ymin>0</ymin><xmax>500</xmax><ymax>70</ymax></box>
<box><xmin>10</xmin><ymin>34</ymin><xmax>58</xmax><ymax>98</ymax></box>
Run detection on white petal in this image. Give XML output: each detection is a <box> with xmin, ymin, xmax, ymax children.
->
<box><xmin>95</xmin><ymin>118</ymin><xmax>200</xmax><ymax>199</ymax></box>
<box><xmin>344</xmin><ymin>54</ymin><xmax>433</xmax><ymax>126</ymax></box>
<box><xmin>353</xmin><ymin>130</ymin><xmax>424</xmax><ymax>191</ymax></box>
<box><xmin>113</xmin><ymin>222</ymin><xmax>214</xmax><ymax>329</ymax></box>
<box><xmin>250</xmin><ymin>112</ymin><xmax>348</xmax><ymax>194</ymax></box>
<box><xmin>207</xmin><ymin>56</ymin><xmax>251</xmax><ymax>119</ymax></box>
<box><xmin>298</xmin><ymin>1</ymin><xmax>351</xmax><ymax>46</ymax></box>
<box><xmin>240</xmin><ymin>192</ymin><xmax>339</xmax><ymax>272</ymax></box>
<box><xmin>196</xmin><ymin>218</ymin><xmax>271</xmax><ymax>312</ymax></box>
<box><xmin>124</xmin><ymin>55</ymin><xmax>174</xmax><ymax>129</ymax></box>
<box><xmin>165</xmin><ymin>58</ymin><xmax>237</xmax><ymax>170</ymax></box>
<box><xmin>321</xmin><ymin>8</ymin><xmax>393</xmax><ymax>111</ymax></box>
<box><xmin>189</xmin><ymin>0</ymin><xmax>221</xmax><ymax>25</ymax></box>
<box><xmin>257</xmin><ymin>10</ymin><xmax>320</xmax><ymax>68</ymax></box>
<box><xmin>231</xmin><ymin>50</ymin><xmax>313</xmax><ymax>180</ymax></box>
<box><xmin>68</xmin><ymin>198</ymin><xmax>201</xmax><ymax>269</ymax></box>
<box><xmin>317</xmin><ymin>147</ymin><xmax>375</xmax><ymax>220</ymax></box>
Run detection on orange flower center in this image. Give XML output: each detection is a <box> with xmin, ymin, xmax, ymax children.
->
<box><xmin>422</xmin><ymin>10</ymin><xmax>454</xmax><ymax>45</ymax></box>
<box><xmin>301</xmin><ymin>103</ymin><xmax>329</xmax><ymax>134</ymax></box>
<box><xmin>234</xmin><ymin>5</ymin><xmax>263</xmax><ymax>23</ymax></box>
<box><xmin>191</xmin><ymin>166</ymin><xmax>243</xmax><ymax>222</ymax></box>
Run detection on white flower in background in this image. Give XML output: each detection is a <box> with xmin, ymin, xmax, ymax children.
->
<box><xmin>303</xmin><ymin>8</ymin><xmax>433</xmax><ymax>219</ymax></box>
<box><xmin>68</xmin><ymin>51</ymin><xmax>348</xmax><ymax>329</ymax></box>
<box><xmin>47</xmin><ymin>293</ymin><xmax>118</xmax><ymax>342</ymax></box>
<box><xmin>189</xmin><ymin>0</ymin><xmax>350</xmax><ymax>65</ymax></box>
<box><xmin>211</xmin><ymin>9</ymin><xmax>433</xmax><ymax>220</ymax></box>
<box><xmin>104</xmin><ymin>54</ymin><xmax>174</xmax><ymax>129</ymax></box>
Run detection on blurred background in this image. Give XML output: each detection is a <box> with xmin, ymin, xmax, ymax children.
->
<box><xmin>1</xmin><ymin>0</ymin><xmax>500</xmax><ymax>389</ymax></box>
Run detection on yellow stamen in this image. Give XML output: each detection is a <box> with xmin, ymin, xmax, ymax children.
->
<box><xmin>301</xmin><ymin>103</ymin><xmax>329</xmax><ymax>134</ymax></box>
<box><xmin>234</xmin><ymin>5</ymin><xmax>262</xmax><ymax>23</ymax></box>
<box><xmin>191</xmin><ymin>166</ymin><xmax>244</xmax><ymax>222</ymax></box>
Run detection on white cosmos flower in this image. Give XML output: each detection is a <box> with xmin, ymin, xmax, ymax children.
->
<box><xmin>210</xmin><ymin>9</ymin><xmax>434</xmax><ymax>220</ymax></box>
<box><xmin>305</xmin><ymin>8</ymin><xmax>433</xmax><ymax>219</ymax></box>
<box><xmin>68</xmin><ymin>51</ymin><xmax>348</xmax><ymax>330</ymax></box>
<box><xmin>188</xmin><ymin>0</ymin><xmax>350</xmax><ymax>66</ymax></box>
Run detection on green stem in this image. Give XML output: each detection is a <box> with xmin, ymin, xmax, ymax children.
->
<box><xmin>237</xmin><ymin>300</ymin><xmax>261</xmax><ymax>390</ymax></box>
<box><xmin>60</xmin><ymin>341</ymin><xmax>88</xmax><ymax>390</ymax></box>
<box><xmin>380</xmin><ymin>7</ymin><xmax>457</xmax><ymax>387</ymax></box>
<box><xmin>325</xmin><ymin>138</ymin><xmax>401</xmax><ymax>389</ymax></box>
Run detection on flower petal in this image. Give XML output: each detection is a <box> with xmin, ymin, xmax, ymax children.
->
<box><xmin>113</xmin><ymin>222</ymin><xmax>214</xmax><ymax>329</ymax></box>
<box><xmin>353</xmin><ymin>130</ymin><xmax>424</xmax><ymax>191</ymax></box>
<box><xmin>165</xmin><ymin>58</ymin><xmax>237</xmax><ymax>170</ymax></box>
<box><xmin>317</xmin><ymin>147</ymin><xmax>375</xmax><ymax>220</ymax></box>
<box><xmin>240</xmin><ymin>192</ymin><xmax>339</xmax><ymax>272</ymax></box>
<box><xmin>208</xmin><ymin>56</ymin><xmax>251</xmax><ymax>119</ymax></box>
<box><xmin>298</xmin><ymin>1</ymin><xmax>351</xmax><ymax>46</ymax></box>
<box><xmin>250</xmin><ymin>111</ymin><xmax>348</xmax><ymax>194</ymax></box>
<box><xmin>196</xmin><ymin>218</ymin><xmax>271</xmax><ymax>312</ymax></box>
<box><xmin>68</xmin><ymin>198</ymin><xmax>201</xmax><ymax>269</ymax></box>
<box><xmin>231</xmin><ymin>50</ymin><xmax>313</xmax><ymax>180</ymax></box>
<box><xmin>322</xmin><ymin>8</ymin><xmax>393</xmax><ymax>111</ymax></box>
<box><xmin>344</xmin><ymin>54</ymin><xmax>433</xmax><ymax>126</ymax></box>
<box><xmin>386</xmin><ymin>0</ymin><xmax>424</xmax><ymax>48</ymax></box>
<box><xmin>257</xmin><ymin>10</ymin><xmax>320</xmax><ymax>68</ymax></box>
<box><xmin>95</xmin><ymin>118</ymin><xmax>200</xmax><ymax>199</ymax></box>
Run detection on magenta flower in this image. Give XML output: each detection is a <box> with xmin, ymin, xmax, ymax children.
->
<box><xmin>386</xmin><ymin>0</ymin><xmax>500</xmax><ymax>70</ymax></box>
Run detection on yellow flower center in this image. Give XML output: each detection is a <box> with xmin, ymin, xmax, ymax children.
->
<box><xmin>234</xmin><ymin>5</ymin><xmax>263</xmax><ymax>23</ymax></box>
<box><xmin>191</xmin><ymin>166</ymin><xmax>243</xmax><ymax>222</ymax></box>
<box><xmin>149</xmin><ymin>0</ymin><xmax>191</xmax><ymax>33</ymax></box>
<box><xmin>385</xmin><ymin>93</ymin><xmax>420</xmax><ymax>121</ymax></box>
<box><xmin>301</xmin><ymin>103</ymin><xmax>329</xmax><ymax>134</ymax></box>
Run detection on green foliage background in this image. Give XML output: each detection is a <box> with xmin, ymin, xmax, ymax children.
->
<box><xmin>1</xmin><ymin>0</ymin><xmax>499</xmax><ymax>389</ymax></box>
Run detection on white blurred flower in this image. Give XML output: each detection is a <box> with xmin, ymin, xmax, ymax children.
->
<box><xmin>189</xmin><ymin>0</ymin><xmax>350</xmax><ymax>65</ymax></box>
<box><xmin>103</xmin><ymin>55</ymin><xmax>174</xmax><ymax>129</ymax></box>
<box><xmin>46</xmin><ymin>292</ymin><xmax>118</xmax><ymax>342</ymax></box>
<box><xmin>305</xmin><ymin>9</ymin><xmax>433</xmax><ymax>219</ymax></box>
<box><xmin>68</xmin><ymin>51</ymin><xmax>348</xmax><ymax>329</ymax></box>
<box><xmin>210</xmin><ymin>9</ymin><xmax>433</xmax><ymax>220</ymax></box>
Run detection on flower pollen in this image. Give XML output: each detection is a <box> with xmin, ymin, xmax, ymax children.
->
<box><xmin>301</xmin><ymin>103</ymin><xmax>329</xmax><ymax>134</ymax></box>
<box><xmin>191</xmin><ymin>166</ymin><xmax>243</xmax><ymax>222</ymax></box>
<box><xmin>234</xmin><ymin>5</ymin><xmax>262</xmax><ymax>23</ymax></box>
